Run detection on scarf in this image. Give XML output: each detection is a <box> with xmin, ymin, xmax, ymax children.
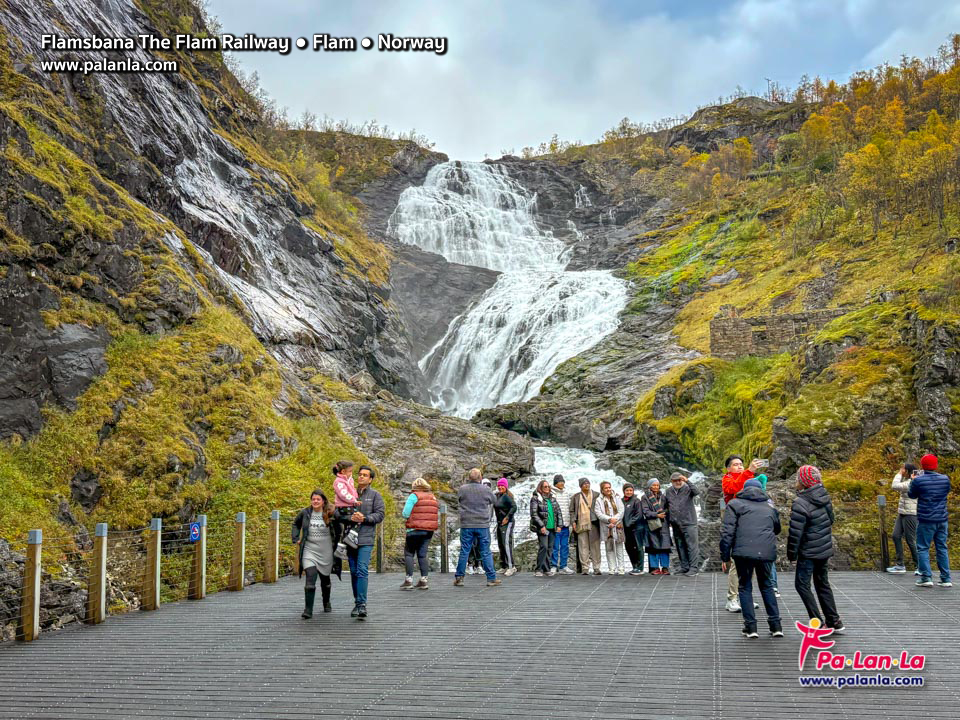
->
<box><xmin>577</xmin><ymin>490</ymin><xmax>594</xmax><ymax>531</ymax></box>
<box><xmin>601</xmin><ymin>494</ymin><xmax>619</xmax><ymax>540</ymax></box>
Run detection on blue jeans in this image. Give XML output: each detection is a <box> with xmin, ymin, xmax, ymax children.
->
<box><xmin>551</xmin><ymin>526</ymin><xmax>570</xmax><ymax>569</ymax></box>
<box><xmin>455</xmin><ymin>527</ymin><xmax>497</xmax><ymax>581</ymax></box>
<box><xmin>734</xmin><ymin>557</ymin><xmax>780</xmax><ymax>630</ymax></box>
<box><xmin>347</xmin><ymin>544</ymin><xmax>373</xmax><ymax>606</ymax></box>
<box><xmin>648</xmin><ymin>551</ymin><xmax>669</xmax><ymax>568</ymax></box>
<box><xmin>916</xmin><ymin>521</ymin><xmax>951</xmax><ymax>582</ymax></box>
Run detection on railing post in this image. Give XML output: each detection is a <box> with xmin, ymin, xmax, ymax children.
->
<box><xmin>229</xmin><ymin>512</ymin><xmax>246</xmax><ymax>591</ymax></box>
<box><xmin>376</xmin><ymin>521</ymin><xmax>384</xmax><ymax>574</ymax></box>
<box><xmin>19</xmin><ymin>529</ymin><xmax>42</xmax><ymax>642</ymax></box>
<box><xmin>86</xmin><ymin>523</ymin><xmax>107</xmax><ymax>624</ymax></box>
<box><xmin>878</xmin><ymin>495</ymin><xmax>890</xmax><ymax>571</ymax></box>
<box><xmin>439</xmin><ymin>502</ymin><xmax>448</xmax><ymax>574</ymax></box>
<box><xmin>142</xmin><ymin>518</ymin><xmax>161</xmax><ymax>611</ymax></box>
<box><xmin>189</xmin><ymin>515</ymin><xmax>207</xmax><ymax>600</ymax></box>
<box><xmin>265</xmin><ymin>510</ymin><xmax>279</xmax><ymax>583</ymax></box>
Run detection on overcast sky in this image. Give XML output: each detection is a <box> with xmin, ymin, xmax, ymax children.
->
<box><xmin>204</xmin><ymin>0</ymin><xmax>960</xmax><ymax>160</ymax></box>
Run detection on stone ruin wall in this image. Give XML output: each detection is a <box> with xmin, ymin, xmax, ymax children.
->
<box><xmin>709</xmin><ymin>305</ymin><xmax>847</xmax><ymax>359</ymax></box>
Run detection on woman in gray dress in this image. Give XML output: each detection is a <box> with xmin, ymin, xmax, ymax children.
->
<box><xmin>292</xmin><ymin>489</ymin><xmax>341</xmax><ymax>618</ymax></box>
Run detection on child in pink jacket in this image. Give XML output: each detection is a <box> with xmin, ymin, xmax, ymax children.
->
<box><xmin>332</xmin><ymin>460</ymin><xmax>359</xmax><ymax>559</ymax></box>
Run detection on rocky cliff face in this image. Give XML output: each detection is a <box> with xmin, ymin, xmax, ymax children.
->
<box><xmin>0</xmin><ymin>0</ymin><xmax>427</xmax><ymax>438</ymax></box>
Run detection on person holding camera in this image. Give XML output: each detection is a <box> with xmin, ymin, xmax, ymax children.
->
<box><xmin>908</xmin><ymin>454</ymin><xmax>952</xmax><ymax>588</ymax></box>
<box><xmin>721</xmin><ymin>455</ymin><xmax>764</xmax><ymax>611</ymax></box>
<box><xmin>887</xmin><ymin>462</ymin><xmax>919</xmax><ymax>574</ymax></box>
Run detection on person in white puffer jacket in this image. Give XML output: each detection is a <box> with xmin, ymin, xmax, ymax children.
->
<box><xmin>887</xmin><ymin>462</ymin><xmax>919</xmax><ymax>574</ymax></box>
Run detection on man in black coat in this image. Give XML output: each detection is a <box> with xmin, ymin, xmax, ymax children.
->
<box><xmin>787</xmin><ymin>465</ymin><xmax>844</xmax><ymax>632</ymax></box>
<box><xmin>719</xmin><ymin>478</ymin><xmax>782</xmax><ymax>638</ymax></box>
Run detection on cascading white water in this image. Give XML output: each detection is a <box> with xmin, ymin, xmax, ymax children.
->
<box><xmin>388</xmin><ymin>160</ymin><xmax>629</xmax><ymax>418</ymax></box>
<box><xmin>387</xmin><ymin>161</ymin><xmax>567</xmax><ymax>272</ymax></box>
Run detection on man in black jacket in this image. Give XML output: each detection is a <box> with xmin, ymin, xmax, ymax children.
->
<box><xmin>665</xmin><ymin>472</ymin><xmax>700</xmax><ymax>575</ymax></box>
<box><xmin>719</xmin><ymin>478</ymin><xmax>782</xmax><ymax>638</ymax></box>
<box><xmin>787</xmin><ymin>465</ymin><xmax>844</xmax><ymax>633</ymax></box>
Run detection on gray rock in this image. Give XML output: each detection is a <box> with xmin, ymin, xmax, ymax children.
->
<box><xmin>70</xmin><ymin>468</ymin><xmax>102</xmax><ymax>512</ymax></box>
<box><xmin>706</xmin><ymin>268</ymin><xmax>739</xmax><ymax>287</ymax></box>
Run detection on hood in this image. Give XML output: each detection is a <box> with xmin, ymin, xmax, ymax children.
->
<box><xmin>799</xmin><ymin>483</ymin><xmax>831</xmax><ymax>507</ymax></box>
<box><xmin>736</xmin><ymin>486</ymin><xmax>770</xmax><ymax>503</ymax></box>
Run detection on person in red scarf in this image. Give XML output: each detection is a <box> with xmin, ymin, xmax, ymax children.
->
<box><xmin>722</xmin><ymin>455</ymin><xmax>762</xmax><ymax>612</ymax></box>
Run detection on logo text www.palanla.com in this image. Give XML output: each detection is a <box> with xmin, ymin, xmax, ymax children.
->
<box><xmin>796</xmin><ymin>618</ymin><xmax>925</xmax><ymax>678</ymax></box>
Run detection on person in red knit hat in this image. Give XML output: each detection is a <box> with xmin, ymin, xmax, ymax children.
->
<box><xmin>908</xmin><ymin>454</ymin><xmax>952</xmax><ymax>588</ymax></box>
<box><xmin>721</xmin><ymin>455</ymin><xmax>763</xmax><ymax>612</ymax></box>
<box><xmin>787</xmin><ymin>465</ymin><xmax>844</xmax><ymax>633</ymax></box>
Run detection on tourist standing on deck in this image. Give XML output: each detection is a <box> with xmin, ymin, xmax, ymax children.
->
<box><xmin>468</xmin><ymin>479</ymin><xmax>495</xmax><ymax>574</ymax></box>
<box><xmin>531</xmin><ymin>479</ymin><xmax>562</xmax><ymax>576</ymax></box>
<box><xmin>551</xmin><ymin>475</ymin><xmax>574</xmax><ymax>574</ymax></box>
<box><xmin>665</xmin><ymin>472</ymin><xmax>701</xmax><ymax>576</ymax></box>
<box><xmin>622</xmin><ymin>483</ymin><xmax>646</xmax><ymax>575</ymax></box>
<box><xmin>495</xmin><ymin>478</ymin><xmax>518</xmax><ymax>576</ymax></box>
<box><xmin>292</xmin><ymin>489</ymin><xmax>340</xmax><ymax>618</ymax></box>
<box><xmin>570</xmin><ymin>478</ymin><xmax>602</xmax><ymax>575</ymax></box>
<box><xmin>720</xmin><ymin>478</ymin><xmax>782</xmax><ymax>638</ymax></box>
<box><xmin>887</xmin><ymin>462</ymin><xmax>919</xmax><ymax>574</ymax></box>
<box><xmin>786</xmin><ymin>465</ymin><xmax>844</xmax><ymax>633</ymax></box>
<box><xmin>595</xmin><ymin>481</ymin><xmax>626</xmax><ymax>574</ymax></box>
<box><xmin>347</xmin><ymin>465</ymin><xmax>385</xmax><ymax>619</ymax></box>
<box><xmin>641</xmin><ymin>478</ymin><xmax>672</xmax><ymax>574</ymax></box>
<box><xmin>909</xmin><ymin>454</ymin><xmax>952</xmax><ymax>589</ymax></box>
<box><xmin>400</xmin><ymin>477</ymin><xmax>439</xmax><ymax>591</ymax></box>
<box><xmin>454</xmin><ymin>468</ymin><xmax>502</xmax><ymax>587</ymax></box>
<box><xmin>721</xmin><ymin>455</ymin><xmax>763</xmax><ymax>611</ymax></box>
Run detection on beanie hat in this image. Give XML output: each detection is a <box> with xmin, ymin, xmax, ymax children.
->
<box><xmin>797</xmin><ymin>465</ymin><xmax>822</xmax><ymax>488</ymax></box>
<box><xmin>622</xmin><ymin>482</ymin><xmax>635</xmax><ymax>491</ymax></box>
<box><xmin>921</xmin><ymin>454</ymin><xmax>938</xmax><ymax>471</ymax></box>
<box><xmin>497</xmin><ymin>478</ymin><xmax>508</xmax><ymax>489</ymax></box>
<box><xmin>743</xmin><ymin>478</ymin><xmax>762</xmax><ymax>490</ymax></box>
<box><xmin>647</xmin><ymin>478</ymin><xmax>660</xmax><ymax>488</ymax></box>
<box><xmin>755</xmin><ymin>473</ymin><xmax>768</xmax><ymax>490</ymax></box>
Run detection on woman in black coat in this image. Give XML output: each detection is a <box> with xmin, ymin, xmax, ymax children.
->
<box><xmin>530</xmin><ymin>480</ymin><xmax>562</xmax><ymax>576</ymax></box>
<box><xmin>787</xmin><ymin>465</ymin><xmax>844</xmax><ymax>633</ymax></box>
<box><xmin>292</xmin><ymin>490</ymin><xmax>342</xmax><ymax>618</ymax></box>
<box><xmin>640</xmin><ymin>479</ymin><xmax>672</xmax><ymax>574</ymax></box>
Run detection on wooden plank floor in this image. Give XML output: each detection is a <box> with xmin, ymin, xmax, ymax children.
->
<box><xmin>0</xmin><ymin>571</ymin><xmax>955</xmax><ymax>719</ymax></box>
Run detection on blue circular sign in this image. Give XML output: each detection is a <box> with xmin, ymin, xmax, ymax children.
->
<box><xmin>188</xmin><ymin>522</ymin><xmax>201</xmax><ymax>543</ymax></box>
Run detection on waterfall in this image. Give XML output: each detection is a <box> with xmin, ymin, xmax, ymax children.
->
<box><xmin>388</xmin><ymin>160</ymin><xmax>628</xmax><ymax>418</ymax></box>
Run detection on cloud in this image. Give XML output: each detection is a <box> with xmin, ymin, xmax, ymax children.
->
<box><xmin>205</xmin><ymin>0</ymin><xmax>959</xmax><ymax>160</ymax></box>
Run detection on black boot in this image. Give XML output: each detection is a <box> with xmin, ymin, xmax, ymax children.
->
<box><xmin>321</xmin><ymin>583</ymin><xmax>332</xmax><ymax>613</ymax></box>
<box><xmin>302</xmin><ymin>588</ymin><xmax>316</xmax><ymax>619</ymax></box>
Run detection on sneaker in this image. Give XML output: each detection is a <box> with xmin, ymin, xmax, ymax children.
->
<box><xmin>357</xmin><ymin>604</ymin><xmax>367</xmax><ymax>620</ymax></box>
<box><xmin>886</xmin><ymin>565</ymin><xmax>907</xmax><ymax>574</ymax></box>
<box><xmin>333</xmin><ymin>543</ymin><xmax>347</xmax><ymax>560</ymax></box>
<box><xmin>416</xmin><ymin>577</ymin><xmax>429</xmax><ymax>590</ymax></box>
<box><xmin>771</xmin><ymin>629</ymin><xmax>784</xmax><ymax>638</ymax></box>
<box><xmin>686</xmin><ymin>570</ymin><xmax>700</xmax><ymax>577</ymax></box>
<box><xmin>742</xmin><ymin>627</ymin><xmax>759</xmax><ymax>639</ymax></box>
<box><xmin>561</xmin><ymin>567</ymin><xmax>575</xmax><ymax>575</ymax></box>
<box><xmin>350</xmin><ymin>604</ymin><xmax>360</xmax><ymax>618</ymax></box>
<box><xmin>466</xmin><ymin>566</ymin><xmax>475</xmax><ymax>575</ymax></box>
<box><xmin>548</xmin><ymin>568</ymin><xmax>557</xmax><ymax>576</ymax></box>
<box><xmin>916</xmin><ymin>578</ymin><xmax>934</xmax><ymax>588</ymax></box>
<box><xmin>323</xmin><ymin>602</ymin><xmax>332</xmax><ymax>613</ymax></box>
<box><xmin>754</xmin><ymin>602</ymin><xmax>760</xmax><ymax>609</ymax></box>
<box><xmin>774</xmin><ymin>588</ymin><xmax>781</xmax><ymax>598</ymax></box>
<box><xmin>628</xmin><ymin>569</ymin><xmax>642</xmax><ymax>576</ymax></box>
<box><xmin>400</xmin><ymin>577</ymin><xmax>413</xmax><ymax>590</ymax></box>
<box><xmin>937</xmin><ymin>580</ymin><xmax>953</xmax><ymax>588</ymax></box>
<box><xmin>453</xmin><ymin>576</ymin><xmax>464</xmax><ymax>587</ymax></box>
<box><xmin>593</xmin><ymin>569</ymin><xmax>602</xmax><ymax>576</ymax></box>
<box><xmin>504</xmin><ymin>567</ymin><xmax>517</xmax><ymax>577</ymax></box>
<box><xmin>831</xmin><ymin>622</ymin><xmax>846</xmax><ymax>634</ymax></box>
<box><xmin>487</xmin><ymin>578</ymin><xmax>502</xmax><ymax>587</ymax></box>
<box><xmin>725</xmin><ymin>600</ymin><xmax>741</xmax><ymax>613</ymax></box>
<box><xmin>915</xmin><ymin>569</ymin><xmax>922</xmax><ymax>576</ymax></box>
<box><xmin>535</xmin><ymin>571</ymin><xmax>545</xmax><ymax>577</ymax></box>
<box><xmin>676</xmin><ymin>568</ymin><xmax>689</xmax><ymax>575</ymax></box>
